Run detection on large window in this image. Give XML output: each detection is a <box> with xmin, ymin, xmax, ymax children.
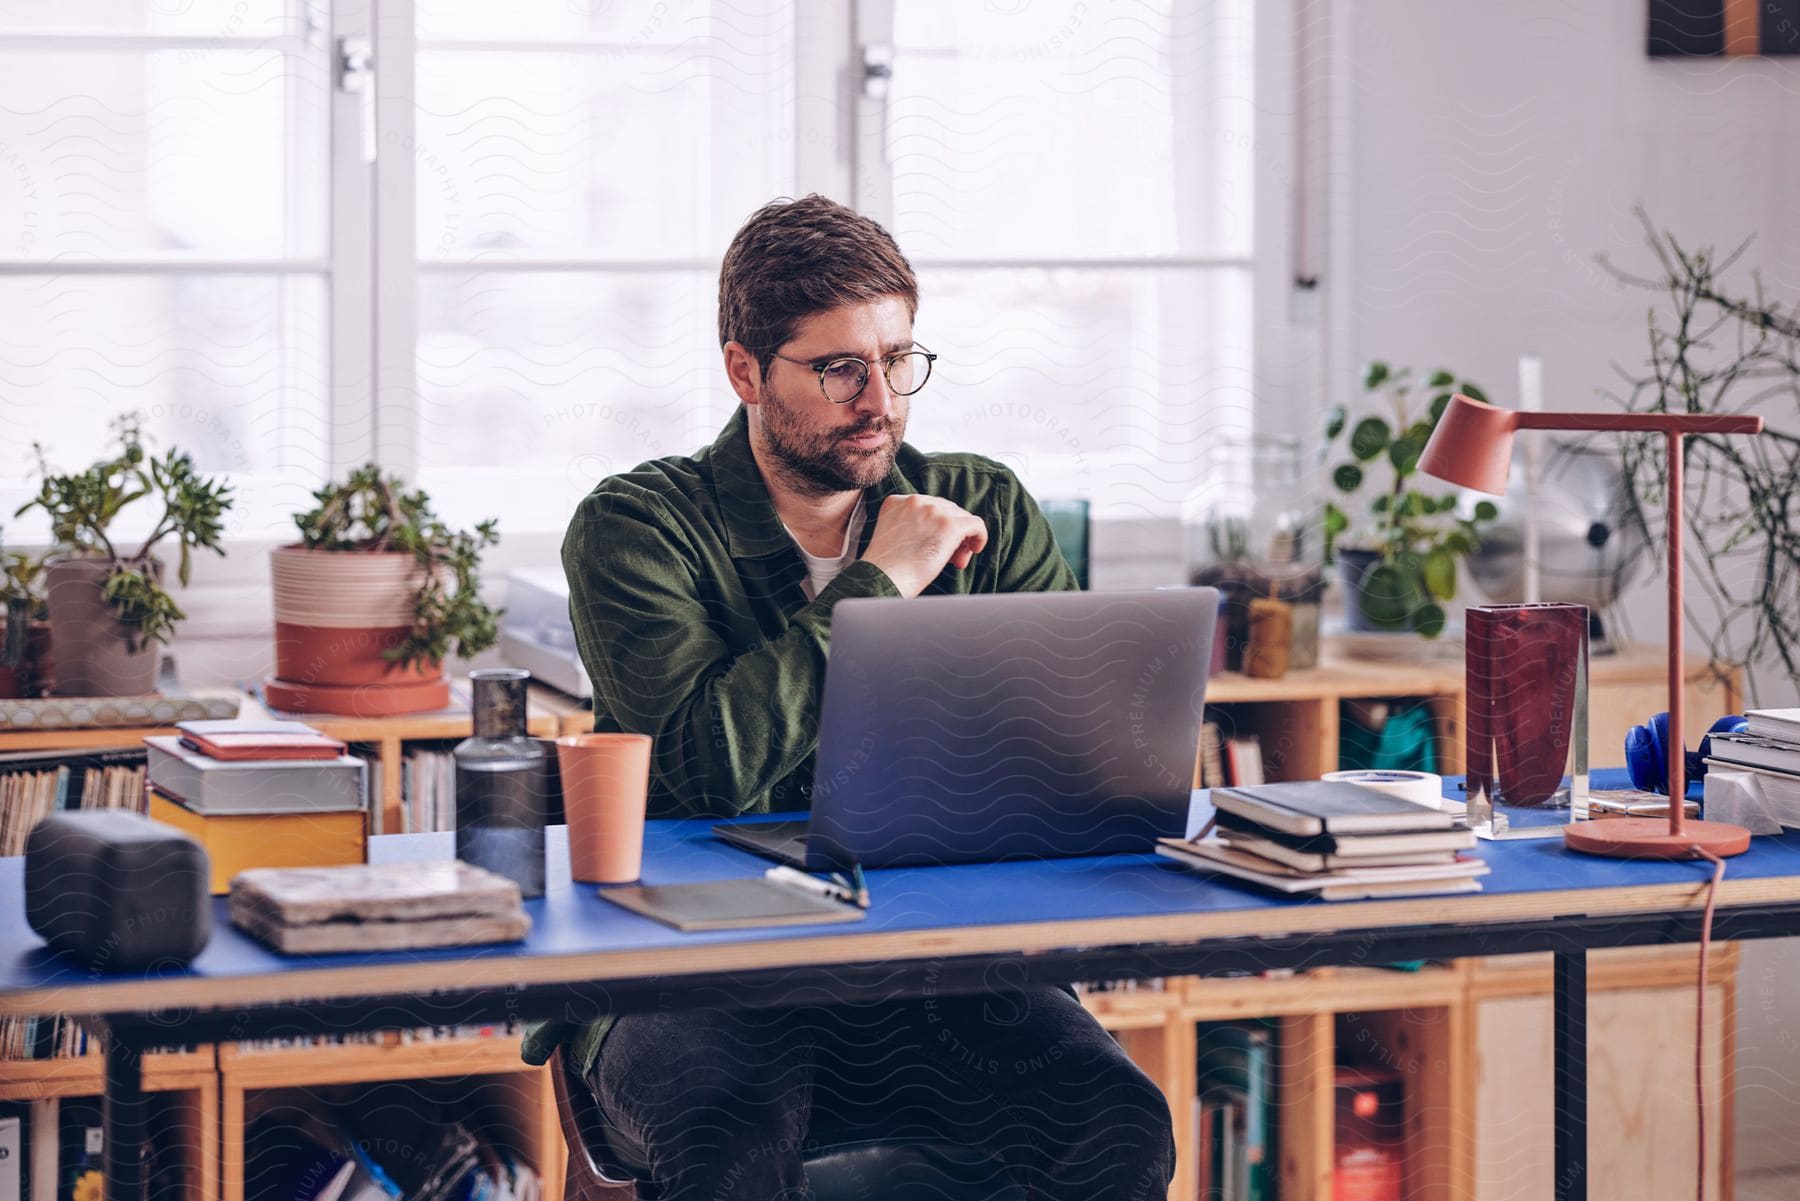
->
<box><xmin>406</xmin><ymin>0</ymin><xmax>800</xmax><ymax>532</ymax></box>
<box><xmin>880</xmin><ymin>1</ymin><xmax>1254</xmax><ymax>517</ymax></box>
<box><xmin>3</xmin><ymin>0</ymin><xmax>1254</xmax><ymax>546</ymax></box>
<box><xmin>0</xmin><ymin>0</ymin><xmax>333</xmax><ymax>545</ymax></box>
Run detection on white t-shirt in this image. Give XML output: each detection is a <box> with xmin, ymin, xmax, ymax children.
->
<box><xmin>784</xmin><ymin>498</ymin><xmax>867</xmax><ymax>601</ymax></box>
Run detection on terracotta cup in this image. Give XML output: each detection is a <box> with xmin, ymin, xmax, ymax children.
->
<box><xmin>555</xmin><ymin>733</ymin><xmax>652</xmax><ymax>883</ymax></box>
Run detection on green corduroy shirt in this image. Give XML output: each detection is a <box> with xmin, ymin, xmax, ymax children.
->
<box><xmin>520</xmin><ymin>407</ymin><xmax>1078</xmax><ymax>1075</ymax></box>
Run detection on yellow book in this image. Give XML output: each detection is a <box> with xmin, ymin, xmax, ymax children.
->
<box><xmin>149</xmin><ymin>789</ymin><xmax>367</xmax><ymax>895</ymax></box>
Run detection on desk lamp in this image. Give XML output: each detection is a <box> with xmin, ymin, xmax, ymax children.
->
<box><xmin>1418</xmin><ymin>394</ymin><xmax>1762</xmax><ymax>858</ymax></box>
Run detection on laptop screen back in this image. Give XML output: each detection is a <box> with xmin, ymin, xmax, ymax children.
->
<box><xmin>805</xmin><ymin>588</ymin><xmax>1217</xmax><ymax>871</ymax></box>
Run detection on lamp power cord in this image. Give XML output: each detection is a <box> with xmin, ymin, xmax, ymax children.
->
<box><xmin>1692</xmin><ymin>845</ymin><xmax>1726</xmax><ymax>1201</ymax></box>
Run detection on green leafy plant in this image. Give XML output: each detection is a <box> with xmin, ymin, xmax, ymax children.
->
<box><xmin>15</xmin><ymin>414</ymin><xmax>233</xmax><ymax>650</ymax></box>
<box><xmin>0</xmin><ymin>529</ymin><xmax>47</xmax><ymax>669</ymax></box>
<box><xmin>1322</xmin><ymin>362</ymin><xmax>1500</xmax><ymax>637</ymax></box>
<box><xmin>294</xmin><ymin>465</ymin><xmax>502</xmax><ymax>669</ymax></box>
<box><xmin>0</xmin><ymin>537</ymin><xmax>46</xmax><ymax>617</ymax></box>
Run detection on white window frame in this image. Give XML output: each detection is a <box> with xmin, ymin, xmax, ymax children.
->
<box><xmin>3</xmin><ymin>0</ymin><xmax>1302</xmax><ymax>627</ymax></box>
<box><xmin>369</xmin><ymin>0</ymin><xmax>835</xmax><ymax>516</ymax></box>
<box><xmin>0</xmin><ymin>7</ymin><xmax>374</xmax><ymax>641</ymax></box>
<box><xmin>0</xmin><ymin>10</ymin><xmax>374</xmax><ymax>482</ymax></box>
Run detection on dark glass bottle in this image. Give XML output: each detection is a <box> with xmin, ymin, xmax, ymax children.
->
<box><xmin>454</xmin><ymin>668</ymin><xmax>549</xmax><ymax>898</ymax></box>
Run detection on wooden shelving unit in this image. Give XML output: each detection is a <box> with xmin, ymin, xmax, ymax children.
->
<box><xmin>0</xmin><ymin>1048</ymin><xmax>218</xmax><ymax>1200</ymax></box>
<box><xmin>0</xmin><ymin>682</ymin><xmax>591</xmax><ymax>1200</ymax></box>
<box><xmin>1082</xmin><ymin>946</ymin><xmax>1738</xmax><ymax>1201</ymax></box>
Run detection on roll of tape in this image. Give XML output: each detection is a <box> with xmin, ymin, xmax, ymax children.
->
<box><xmin>1322</xmin><ymin>769</ymin><xmax>1446</xmax><ymax>810</ymax></box>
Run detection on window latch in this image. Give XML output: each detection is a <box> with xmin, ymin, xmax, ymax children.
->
<box><xmin>338</xmin><ymin>36</ymin><xmax>377</xmax><ymax>163</ymax></box>
<box><xmin>861</xmin><ymin>43</ymin><xmax>893</xmax><ymax>101</ymax></box>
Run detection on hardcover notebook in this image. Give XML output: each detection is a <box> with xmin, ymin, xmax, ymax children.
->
<box><xmin>1212</xmin><ymin>809</ymin><xmax>1475</xmax><ymax>859</ymax></box>
<box><xmin>601</xmin><ymin>878</ymin><xmax>866</xmax><ymax>932</ymax></box>
<box><xmin>1216</xmin><ymin>831</ymin><xmax>1472</xmax><ymax>874</ymax></box>
<box><xmin>144</xmin><ymin>735</ymin><xmax>367</xmax><ymax>814</ymax></box>
<box><xmin>1709</xmin><ymin>731</ymin><xmax>1800</xmax><ymax>775</ymax></box>
<box><xmin>1211</xmin><ymin>781</ymin><xmax>1458</xmax><ymax>838</ymax></box>
<box><xmin>1745</xmin><ymin>709</ymin><xmax>1800</xmax><ymax>742</ymax></box>
<box><xmin>175</xmin><ymin>718</ymin><xmax>346</xmax><ymax>761</ymax></box>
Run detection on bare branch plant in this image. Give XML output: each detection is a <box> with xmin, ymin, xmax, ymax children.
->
<box><xmin>1599</xmin><ymin>211</ymin><xmax>1800</xmax><ymax>700</ymax></box>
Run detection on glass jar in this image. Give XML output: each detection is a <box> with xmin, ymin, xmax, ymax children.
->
<box><xmin>454</xmin><ymin>667</ymin><xmax>550</xmax><ymax>898</ymax></box>
<box><xmin>1183</xmin><ymin>434</ymin><xmax>1326</xmax><ymax>670</ymax></box>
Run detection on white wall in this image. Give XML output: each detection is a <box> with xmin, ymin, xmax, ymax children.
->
<box><xmin>1333</xmin><ymin>0</ymin><xmax>1800</xmax><ymax>1174</ymax></box>
<box><xmin>1336</xmin><ymin>0</ymin><xmax>1800</xmax><ymax>706</ymax></box>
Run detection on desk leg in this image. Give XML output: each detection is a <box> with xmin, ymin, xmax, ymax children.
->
<box><xmin>101</xmin><ymin>1022</ymin><xmax>147</xmax><ymax>1201</ymax></box>
<box><xmin>1554</xmin><ymin>950</ymin><xmax>1587</xmax><ymax>1201</ymax></box>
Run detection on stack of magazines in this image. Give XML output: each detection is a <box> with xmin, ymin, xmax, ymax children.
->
<box><xmin>1157</xmin><ymin>780</ymin><xmax>1486</xmax><ymax>901</ymax></box>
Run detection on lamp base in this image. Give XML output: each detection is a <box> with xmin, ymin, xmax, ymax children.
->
<box><xmin>1562</xmin><ymin>817</ymin><xmax>1750</xmax><ymax>859</ymax></box>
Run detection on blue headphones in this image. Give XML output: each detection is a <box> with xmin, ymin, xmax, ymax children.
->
<box><xmin>1624</xmin><ymin>712</ymin><xmax>1748</xmax><ymax>794</ymax></box>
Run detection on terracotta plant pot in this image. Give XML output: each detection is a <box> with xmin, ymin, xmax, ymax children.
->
<box><xmin>42</xmin><ymin>556</ymin><xmax>163</xmax><ymax>697</ymax></box>
<box><xmin>266</xmin><ymin>545</ymin><xmax>450</xmax><ymax>716</ymax></box>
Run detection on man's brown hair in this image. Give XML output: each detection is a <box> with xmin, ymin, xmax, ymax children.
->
<box><xmin>718</xmin><ymin>195</ymin><xmax>919</xmax><ymax>375</ymax></box>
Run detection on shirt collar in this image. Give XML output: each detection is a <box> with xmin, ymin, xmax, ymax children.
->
<box><xmin>705</xmin><ymin>406</ymin><xmax>917</xmax><ymax>561</ymax></box>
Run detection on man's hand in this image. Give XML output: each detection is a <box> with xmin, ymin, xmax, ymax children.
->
<box><xmin>861</xmin><ymin>494</ymin><xmax>989</xmax><ymax>598</ymax></box>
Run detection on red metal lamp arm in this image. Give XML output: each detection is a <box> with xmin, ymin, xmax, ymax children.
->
<box><xmin>1515</xmin><ymin>411</ymin><xmax>1763</xmax><ymax>435</ymax></box>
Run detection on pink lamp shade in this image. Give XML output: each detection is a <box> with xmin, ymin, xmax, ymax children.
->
<box><xmin>1416</xmin><ymin>394</ymin><xmax>1518</xmax><ymax>497</ymax></box>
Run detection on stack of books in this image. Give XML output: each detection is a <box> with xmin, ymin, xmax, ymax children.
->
<box><xmin>144</xmin><ymin>720</ymin><xmax>369</xmax><ymax>894</ymax></box>
<box><xmin>1158</xmin><ymin>780</ymin><xmax>1485</xmax><ymax>901</ymax></box>
<box><xmin>1705</xmin><ymin>709</ymin><xmax>1800</xmax><ymax>823</ymax></box>
<box><xmin>1196</xmin><ymin>721</ymin><xmax>1265</xmax><ymax>788</ymax></box>
<box><xmin>1194</xmin><ymin>1021</ymin><xmax>1277</xmax><ymax>1201</ymax></box>
<box><xmin>0</xmin><ymin>746</ymin><xmax>148</xmax><ymax>855</ymax></box>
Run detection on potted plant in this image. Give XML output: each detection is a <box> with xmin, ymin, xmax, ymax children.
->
<box><xmin>1598</xmin><ymin>212</ymin><xmax>1800</xmax><ymax>699</ymax></box>
<box><xmin>14</xmin><ymin>414</ymin><xmax>233</xmax><ymax>695</ymax></box>
<box><xmin>266</xmin><ymin>465</ymin><xmax>502</xmax><ymax>716</ymax></box>
<box><xmin>1322</xmin><ymin>362</ymin><xmax>1500</xmax><ymax>638</ymax></box>
<box><xmin>0</xmin><ymin>533</ymin><xmax>50</xmax><ymax>699</ymax></box>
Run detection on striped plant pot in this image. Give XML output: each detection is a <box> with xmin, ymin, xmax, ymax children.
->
<box><xmin>265</xmin><ymin>546</ymin><xmax>449</xmax><ymax>716</ymax></box>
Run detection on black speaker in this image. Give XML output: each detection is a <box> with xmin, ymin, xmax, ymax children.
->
<box><xmin>24</xmin><ymin>810</ymin><xmax>211</xmax><ymax>971</ymax></box>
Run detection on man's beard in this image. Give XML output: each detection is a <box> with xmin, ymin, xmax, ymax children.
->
<box><xmin>758</xmin><ymin>390</ymin><xmax>903</xmax><ymax>497</ymax></box>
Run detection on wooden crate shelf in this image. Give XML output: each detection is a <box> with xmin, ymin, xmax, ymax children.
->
<box><xmin>0</xmin><ymin>1047</ymin><xmax>214</xmax><ymax>1100</ymax></box>
<box><xmin>1183</xmin><ymin>963</ymin><xmax>1469</xmax><ymax>1020</ymax></box>
<box><xmin>217</xmin><ymin>1033</ymin><xmax>536</xmax><ymax>1089</ymax></box>
<box><xmin>218</xmin><ymin>1034</ymin><xmax>560</xmax><ymax>1201</ymax></box>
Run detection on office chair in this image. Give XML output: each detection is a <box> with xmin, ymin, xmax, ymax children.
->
<box><xmin>550</xmin><ymin>1046</ymin><xmax>1024</xmax><ymax>1200</ymax></box>
<box><xmin>1039</xmin><ymin>498</ymin><xmax>1091</xmax><ymax>589</ymax></box>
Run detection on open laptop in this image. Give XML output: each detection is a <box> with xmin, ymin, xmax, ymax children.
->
<box><xmin>713</xmin><ymin>587</ymin><xmax>1218</xmax><ymax>872</ymax></box>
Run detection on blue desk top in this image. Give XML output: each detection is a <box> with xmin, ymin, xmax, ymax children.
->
<box><xmin>7</xmin><ymin>769</ymin><xmax>1800</xmax><ymax>1015</ymax></box>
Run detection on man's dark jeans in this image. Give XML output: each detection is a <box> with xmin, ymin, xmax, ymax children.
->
<box><xmin>585</xmin><ymin>984</ymin><xmax>1177</xmax><ymax>1200</ymax></box>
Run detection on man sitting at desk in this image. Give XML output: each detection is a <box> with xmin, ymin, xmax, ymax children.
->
<box><xmin>523</xmin><ymin>195</ymin><xmax>1175</xmax><ymax>1199</ymax></box>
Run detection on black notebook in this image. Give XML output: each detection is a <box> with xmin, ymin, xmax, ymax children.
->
<box><xmin>600</xmin><ymin>879</ymin><xmax>866</xmax><ymax>932</ymax></box>
<box><xmin>1213</xmin><ymin>808</ymin><xmax>1474</xmax><ymax>858</ymax></box>
<box><xmin>1211</xmin><ymin>780</ymin><xmax>1456</xmax><ymax>838</ymax></box>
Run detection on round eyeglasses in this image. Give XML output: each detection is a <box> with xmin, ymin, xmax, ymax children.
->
<box><xmin>769</xmin><ymin>345</ymin><xmax>937</xmax><ymax>405</ymax></box>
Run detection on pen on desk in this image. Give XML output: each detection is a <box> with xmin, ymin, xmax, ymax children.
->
<box><xmin>765</xmin><ymin>865</ymin><xmax>859</xmax><ymax>907</ymax></box>
<box><xmin>850</xmin><ymin>863</ymin><xmax>870</xmax><ymax>909</ymax></box>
